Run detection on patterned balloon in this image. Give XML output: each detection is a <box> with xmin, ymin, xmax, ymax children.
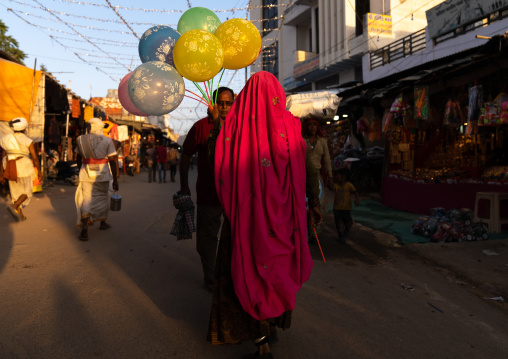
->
<box><xmin>177</xmin><ymin>7</ymin><xmax>221</xmax><ymax>35</ymax></box>
<box><xmin>118</xmin><ymin>73</ymin><xmax>148</xmax><ymax>117</ymax></box>
<box><xmin>215</xmin><ymin>18</ymin><xmax>262</xmax><ymax>70</ymax></box>
<box><xmin>128</xmin><ymin>61</ymin><xmax>185</xmax><ymax>116</ymax></box>
<box><xmin>139</xmin><ymin>25</ymin><xmax>180</xmax><ymax>67</ymax></box>
<box><xmin>173</xmin><ymin>29</ymin><xmax>224</xmax><ymax>82</ymax></box>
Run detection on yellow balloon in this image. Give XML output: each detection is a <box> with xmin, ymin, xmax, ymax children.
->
<box><xmin>214</xmin><ymin>18</ymin><xmax>262</xmax><ymax>70</ymax></box>
<box><xmin>173</xmin><ymin>29</ymin><xmax>224</xmax><ymax>82</ymax></box>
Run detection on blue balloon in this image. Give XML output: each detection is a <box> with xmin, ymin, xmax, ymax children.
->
<box><xmin>139</xmin><ymin>25</ymin><xmax>180</xmax><ymax>67</ymax></box>
<box><xmin>128</xmin><ymin>61</ymin><xmax>185</xmax><ymax>116</ymax></box>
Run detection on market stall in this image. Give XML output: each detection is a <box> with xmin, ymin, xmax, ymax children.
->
<box><xmin>380</xmin><ymin>54</ymin><xmax>508</xmax><ymax>216</ymax></box>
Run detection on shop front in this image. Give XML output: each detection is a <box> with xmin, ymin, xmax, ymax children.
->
<box><xmin>347</xmin><ymin>36</ymin><xmax>508</xmax><ymax>215</ymax></box>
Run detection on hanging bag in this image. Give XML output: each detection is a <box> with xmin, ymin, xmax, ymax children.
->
<box><xmin>2</xmin><ymin>159</ymin><xmax>18</xmax><ymax>182</ymax></box>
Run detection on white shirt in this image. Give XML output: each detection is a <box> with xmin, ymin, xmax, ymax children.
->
<box><xmin>75</xmin><ymin>134</ymin><xmax>117</xmax><ymax>182</ymax></box>
<box><xmin>0</xmin><ymin>133</ymin><xmax>35</xmax><ymax>178</ymax></box>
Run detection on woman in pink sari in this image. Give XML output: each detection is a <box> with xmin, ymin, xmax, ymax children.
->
<box><xmin>207</xmin><ymin>71</ymin><xmax>321</xmax><ymax>358</ymax></box>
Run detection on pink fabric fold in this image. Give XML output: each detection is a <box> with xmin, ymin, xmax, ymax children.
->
<box><xmin>215</xmin><ymin>71</ymin><xmax>313</xmax><ymax>321</ymax></box>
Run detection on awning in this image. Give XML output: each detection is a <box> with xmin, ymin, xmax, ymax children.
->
<box><xmin>0</xmin><ymin>58</ymin><xmax>42</xmax><ymax>122</ymax></box>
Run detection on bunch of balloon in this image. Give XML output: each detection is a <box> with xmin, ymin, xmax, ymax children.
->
<box><xmin>172</xmin><ymin>7</ymin><xmax>262</xmax><ymax>108</ymax></box>
<box><xmin>214</xmin><ymin>18</ymin><xmax>262</xmax><ymax>70</ymax></box>
<box><xmin>118</xmin><ymin>7</ymin><xmax>262</xmax><ymax>114</ymax></box>
<box><xmin>119</xmin><ymin>24</ymin><xmax>185</xmax><ymax>117</ymax></box>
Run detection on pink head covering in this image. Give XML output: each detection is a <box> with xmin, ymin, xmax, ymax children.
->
<box><xmin>215</xmin><ymin>71</ymin><xmax>313</xmax><ymax>320</ymax></box>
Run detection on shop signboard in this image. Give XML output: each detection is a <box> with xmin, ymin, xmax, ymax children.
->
<box><xmin>282</xmin><ymin>76</ymin><xmax>307</xmax><ymax>91</ymax></box>
<box><xmin>426</xmin><ymin>0</ymin><xmax>508</xmax><ymax>39</ymax></box>
<box><xmin>414</xmin><ymin>86</ymin><xmax>429</xmax><ymax>120</ymax></box>
<box><xmin>366</xmin><ymin>13</ymin><xmax>393</xmax><ymax>36</ymax></box>
<box><xmin>293</xmin><ymin>54</ymin><xmax>319</xmax><ymax>79</ymax></box>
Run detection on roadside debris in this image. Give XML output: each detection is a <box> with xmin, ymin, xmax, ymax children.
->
<box><xmin>427</xmin><ymin>302</ymin><xmax>444</xmax><ymax>313</ymax></box>
<box><xmin>400</xmin><ymin>283</ymin><xmax>415</xmax><ymax>291</ymax></box>
<box><xmin>484</xmin><ymin>296</ymin><xmax>505</xmax><ymax>302</ymax></box>
<box><xmin>482</xmin><ymin>249</ymin><xmax>499</xmax><ymax>256</ymax></box>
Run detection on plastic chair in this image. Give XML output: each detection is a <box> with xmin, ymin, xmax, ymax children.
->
<box><xmin>473</xmin><ymin>192</ymin><xmax>508</xmax><ymax>233</ymax></box>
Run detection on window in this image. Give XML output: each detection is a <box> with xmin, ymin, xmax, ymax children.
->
<box><xmin>262</xmin><ymin>41</ymin><xmax>279</xmax><ymax>79</ymax></box>
<box><xmin>355</xmin><ymin>0</ymin><xmax>370</xmax><ymax>37</ymax></box>
<box><xmin>263</xmin><ymin>0</ymin><xmax>278</xmax><ymax>36</ymax></box>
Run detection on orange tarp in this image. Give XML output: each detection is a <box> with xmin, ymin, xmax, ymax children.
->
<box><xmin>0</xmin><ymin>58</ymin><xmax>41</xmax><ymax>122</ymax></box>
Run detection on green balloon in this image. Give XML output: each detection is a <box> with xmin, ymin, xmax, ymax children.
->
<box><xmin>177</xmin><ymin>7</ymin><xmax>221</xmax><ymax>35</ymax></box>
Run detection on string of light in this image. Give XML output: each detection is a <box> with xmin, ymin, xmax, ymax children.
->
<box><xmin>49</xmin><ymin>34</ymin><xmax>137</xmax><ymax>47</ymax></box>
<box><xmin>7</xmin><ymin>9</ymin><xmax>139</xmax><ymax>46</ymax></box>
<box><xmin>7</xmin><ymin>3</ymin><xmax>279</xmax><ymax>27</ymax></box>
<box><xmin>52</xmin><ymin>0</ymin><xmax>292</xmax><ymax>13</ymax></box>
<box><xmin>9</xmin><ymin>9</ymin><xmax>150</xmax><ymax>34</ymax></box>
<box><xmin>7</xmin><ymin>0</ymin><xmax>175</xmax><ymax>26</ymax></box>
<box><xmin>32</xmin><ymin>0</ymin><xmax>130</xmax><ymax>71</ymax></box>
<box><xmin>104</xmin><ymin>0</ymin><xmax>140</xmax><ymax>39</ymax></box>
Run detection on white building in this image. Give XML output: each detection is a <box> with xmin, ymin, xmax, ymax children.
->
<box><xmin>250</xmin><ymin>0</ymin><xmax>445</xmax><ymax>92</ymax></box>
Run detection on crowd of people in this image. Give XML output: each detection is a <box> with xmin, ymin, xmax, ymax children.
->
<box><xmin>1</xmin><ymin>71</ymin><xmax>361</xmax><ymax>359</ymax></box>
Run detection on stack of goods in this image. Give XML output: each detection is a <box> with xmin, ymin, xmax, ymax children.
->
<box><xmin>479</xmin><ymin>92</ymin><xmax>508</xmax><ymax>125</ymax></box>
<box><xmin>411</xmin><ymin>207</ymin><xmax>489</xmax><ymax>243</ymax></box>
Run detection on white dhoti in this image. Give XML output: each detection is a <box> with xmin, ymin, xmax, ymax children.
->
<box><xmin>75</xmin><ymin>180</ymin><xmax>110</xmax><ymax>227</ymax></box>
<box><xmin>9</xmin><ymin>176</ymin><xmax>33</xmax><ymax>207</ymax></box>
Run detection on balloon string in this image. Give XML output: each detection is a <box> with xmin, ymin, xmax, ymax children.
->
<box><xmin>184</xmin><ymin>95</ymin><xmax>212</xmax><ymax>109</ymax></box>
<box><xmin>215</xmin><ymin>68</ymin><xmax>226</xmax><ymax>105</ymax></box>
<box><xmin>209</xmin><ymin>79</ymin><xmax>214</xmax><ymax>105</ymax></box>
<box><xmin>193</xmin><ymin>82</ymin><xmax>211</xmax><ymax>106</ymax></box>
<box><xmin>185</xmin><ymin>89</ymin><xmax>209</xmax><ymax>104</ymax></box>
<box><xmin>204</xmin><ymin>82</ymin><xmax>211</xmax><ymax>107</ymax></box>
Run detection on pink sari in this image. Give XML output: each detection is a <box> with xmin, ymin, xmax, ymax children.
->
<box><xmin>215</xmin><ymin>71</ymin><xmax>313</xmax><ymax>320</ymax></box>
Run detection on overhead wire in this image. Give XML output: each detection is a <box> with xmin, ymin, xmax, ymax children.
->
<box><xmin>104</xmin><ymin>0</ymin><xmax>140</xmax><ymax>39</ymax></box>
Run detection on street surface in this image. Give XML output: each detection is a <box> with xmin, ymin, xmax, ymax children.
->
<box><xmin>1</xmin><ymin>169</ymin><xmax>507</xmax><ymax>359</ymax></box>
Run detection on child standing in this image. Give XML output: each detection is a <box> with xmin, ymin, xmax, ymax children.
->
<box><xmin>333</xmin><ymin>168</ymin><xmax>360</xmax><ymax>243</ymax></box>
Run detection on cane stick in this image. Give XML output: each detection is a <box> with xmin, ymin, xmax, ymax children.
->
<box><xmin>309</xmin><ymin>212</ymin><xmax>326</xmax><ymax>263</ymax></box>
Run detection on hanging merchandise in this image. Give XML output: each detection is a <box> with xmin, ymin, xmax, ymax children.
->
<box><xmin>466</xmin><ymin>84</ymin><xmax>483</xmax><ymax>135</ymax></box>
<box><xmin>390</xmin><ymin>93</ymin><xmax>411</xmax><ymax>126</ymax></box>
<box><xmin>443</xmin><ymin>98</ymin><xmax>464</xmax><ymax>127</ymax></box>
<box><xmin>369</xmin><ymin>117</ymin><xmax>382</xmax><ymax>142</ymax></box>
<box><xmin>357</xmin><ymin>115</ymin><xmax>371</xmax><ymax>135</ymax></box>
<box><xmin>48</xmin><ymin>117</ymin><xmax>61</xmax><ymax>145</ymax></box>
<box><xmin>382</xmin><ymin>109</ymin><xmax>398</xmax><ymax>139</ymax></box>
<box><xmin>71</xmin><ymin>98</ymin><xmax>81</xmax><ymax>118</ymax></box>
<box><xmin>414</xmin><ymin>86</ymin><xmax>429</xmax><ymax>120</ymax></box>
<box><xmin>84</xmin><ymin>106</ymin><xmax>94</xmax><ymax>122</ymax></box>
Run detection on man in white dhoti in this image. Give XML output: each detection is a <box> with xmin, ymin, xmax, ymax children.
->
<box><xmin>75</xmin><ymin>118</ymin><xmax>119</xmax><ymax>241</ymax></box>
<box><xmin>0</xmin><ymin>118</ymin><xmax>42</xmax><ymax>221</ymax></box>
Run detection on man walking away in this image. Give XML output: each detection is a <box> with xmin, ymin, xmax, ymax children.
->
<box><xmin>156</xmin><ymin>141</ymin><xmax>167</xmax><ymax>183</ymax></box>
<box><xmin>0</xmin><ymin>117</ymin><xmax>42</xmax><ymax>221</ymax></box>
<box><xmin>75</xmin><ymin>118</ymin><xmax>119</xmax><ymax>241</ymax></box>
<box><xmin>168</xmin><ymin>144</ymin><xmax>180</xmax><ymax>182</ymax></box>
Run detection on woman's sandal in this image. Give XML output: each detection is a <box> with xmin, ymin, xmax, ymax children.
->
<box><xmin>252</xmin><ymin>336</ymin><xmax>274</xmax><ymax>359</ymax></box>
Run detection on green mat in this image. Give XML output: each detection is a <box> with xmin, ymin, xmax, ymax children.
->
<box><xmin>351</xmin><ymin>200</ymin><xmax>507</xmax><ymax>244</ymax></box>
<box><xmin>351</xmin><ymin>200</ymin><xmax>428</xmax><ymax>244</ymax></box>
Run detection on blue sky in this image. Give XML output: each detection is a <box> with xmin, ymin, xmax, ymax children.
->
<box><xmin>0</xmin><ymin>0</ymin><xmax>253</xmax><ymax>134</ymax></box>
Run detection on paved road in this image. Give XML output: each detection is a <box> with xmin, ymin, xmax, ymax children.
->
<box><xmin>1</xmin><ymin>170</ymin><xmax>507</xmax><ymax>358</ymax></box>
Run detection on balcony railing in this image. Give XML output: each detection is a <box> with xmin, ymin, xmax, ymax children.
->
<box><xmin>370</xmin><ymin>29</ymin><xmax>426</xmax><ymax>70</ymax></box>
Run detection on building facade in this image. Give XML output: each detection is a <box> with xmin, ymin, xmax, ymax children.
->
<box><xmin>250</xmin><ymin>0</ymin><xmax>445</xmax><ymax>92</ymax></box>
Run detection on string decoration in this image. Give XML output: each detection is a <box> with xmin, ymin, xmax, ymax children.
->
<box><xmin>52</xmin><ymin>0</ymin><xmax>293</xmax><ymax>13</ymax></box>
<box><xmin>104</xmin><ymin>0</ymin><xmax>140</xmax><ymax>39</ymax></box>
